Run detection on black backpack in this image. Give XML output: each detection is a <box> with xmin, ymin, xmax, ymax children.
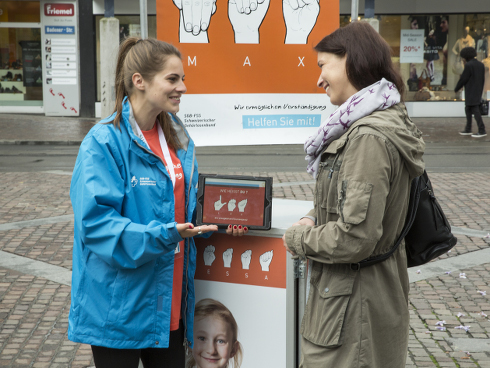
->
<box><xmin>351</xmin><ymin>170</ymin><xmax>457</xmax><ymax>270</ymax></box>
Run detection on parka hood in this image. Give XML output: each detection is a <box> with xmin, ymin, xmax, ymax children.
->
<box><xmin>354</xmin><ymin>103</ymin><xmax>425</xmax><ymax>178</ymax></box>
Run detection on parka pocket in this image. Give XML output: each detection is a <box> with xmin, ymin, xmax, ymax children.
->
<box><xmin>338</xmin><ymin>180</ymin><xmax>373</xmax><ymax>225</ymax></box>
<box><xmin>300</xmin><ymin>264</ymin><xmax>356</xmax><ymax>347</ymax></box>
<box><xmin>318</xmin><ymin>158</ymin><xmax>342</xmax><ymax>214</ymax></box>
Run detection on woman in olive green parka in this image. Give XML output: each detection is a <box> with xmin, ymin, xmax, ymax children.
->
<box><xmin>283</xmin><ymin>22</ymin><xmax>425</xmax><ymax>367</ymax></box>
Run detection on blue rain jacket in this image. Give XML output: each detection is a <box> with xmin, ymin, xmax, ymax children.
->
<box><xmin>68</xmin><ymin>99</ymin><xmax>200</xmax><ymax>349</ymax></box>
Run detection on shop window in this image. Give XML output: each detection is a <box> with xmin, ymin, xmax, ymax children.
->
<box><xmin>340</xmin><ymin>14</ymin><xmax>490</xmax><ymax>102</ymax></box>
<box><xmin>0</xmin><ymin>2</ymin><xmax>42</xmax><ymax>106</ymax></box>
<box><xmin>0</xmin><ymin>1</ymin><xmax>40</xmax><ymax>23</ymax></box>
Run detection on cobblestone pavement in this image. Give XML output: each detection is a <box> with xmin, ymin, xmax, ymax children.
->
<box><xmin>1</xmin><ymin>114</ymin><xmax>490</xmax><ymax>367</ymax></box>
<box><xmin>1</xmin><ymin>170</ymin><xmax>490</xmax><ymax>367</ymax></box>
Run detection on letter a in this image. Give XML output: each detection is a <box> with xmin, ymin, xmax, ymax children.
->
<box><xmin>243</xmin><ymin>57</ymin><xmax>251</xmax><ymax>66</ymax></box>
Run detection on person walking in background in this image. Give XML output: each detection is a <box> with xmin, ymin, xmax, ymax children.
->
<box><xmin>282</xmin><ymin>22</ymin><xmax>425</xmax><ymax>367</ymax></box>
<box><xmin>69</xmin><ymin>37</ymin><xmax>244</xmax><ymax>368</ymax></box>
<box><xmin>456</xmin><ymin>47</ymin><xmax>486</xmax><ymax>138</ymax></box>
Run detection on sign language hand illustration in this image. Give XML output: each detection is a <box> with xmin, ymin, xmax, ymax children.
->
<box><xmin>241</xmin><ymin>249</ymin><xmax>252</xmax><ymax>269</ymax></box>
<box><xmin>283</xmin><ymin>0</ymin><xmax>320</xmax><ymax>44</ymax></box>
<box><xmin>228</xmin><ymin>0</ymin><xmax>270</xmax><ymax>44</ymax></box>
<box><xmin>228</xmin><ymin>198</ymin><xmax>237</xmax><ymax>211</ymax></box>
<box><xmin>259</xmin><ymin>250</ymin><xmax>273</xmax><ymax>271</ymax></box>
<box><xmin>173</xmin><ymin>0</ymin><xmax>217</xmax><ymax>43</ymax></box>
<box><xmin>214</xmin><ymin>196</ymin><xmax>227</xmax><ymax>211</ymax></box>
<box><xmin>203</xmin><ymin>245</ymin><xmax>216</xmax><ymax>266</ymax></box>
<box><xmin>238</xmin><ymin>199</ymin><xmax>248</xmax><ymax>212</ymax></box>
<box><xmin>223</xmin><ymin>248</ymin><xmax>234</xmax><ymax>268</ymax></box>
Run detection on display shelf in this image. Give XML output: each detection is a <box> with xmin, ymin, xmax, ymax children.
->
<box><xmin>0</xmin><ymin>94</ymin><xmax>24</xmax><ymax>101</ymax></box>
<box><xmin>0</xmin><ymin>81</ymin><xmax>26</xmax><ymax>94</ymax></box>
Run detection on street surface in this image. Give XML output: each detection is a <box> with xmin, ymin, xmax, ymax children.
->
<box><xmin>2</xmin><ymin>142</ymin><xmax>490</xmax><ymax>173</ymax></box>
<box><xmin>1</xmin><ymin>114</ymin><xmax>490</xmax><ymax>367</ymax></box>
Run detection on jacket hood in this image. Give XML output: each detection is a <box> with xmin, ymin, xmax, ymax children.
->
<box><xmin>355</xmin><ymin>103</ymin><xmax>425</xmax><ymax>178</ymax></box>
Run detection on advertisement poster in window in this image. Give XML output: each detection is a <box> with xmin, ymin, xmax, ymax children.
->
<box><xmin>157</xmin><ymin>0</ymin><xmax>339</xmax><ymax>146</ymax></box>
<box><xmin>405</xmin><ymin>15</ymin><xmax>449</xmax><ymax>89</ymax></box>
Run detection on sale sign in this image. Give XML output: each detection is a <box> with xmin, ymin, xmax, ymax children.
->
<box><xmin>400</xmin><ymin>29</ymin><xmax>424</xmax><ymax>63</ymax></box>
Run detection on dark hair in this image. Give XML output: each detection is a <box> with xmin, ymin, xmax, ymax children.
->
<box><xmin>460</xmin><ymin>46</ymin><xmax>477</xmax><ymax>62</ymax></box>
<box><xmin>314</xmin><ymin>21</ymin><xmax>405</xmax><ymax>100</ymax></box>
<box><xmin>112</xmin><ymin>37</ymin><xmax>182</xmax><ymax>149</ymax></box>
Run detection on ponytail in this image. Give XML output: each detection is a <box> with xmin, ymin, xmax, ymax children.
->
<box><xmin>111</xmin><ymin>37</ymin><xmax>138</xmax><ymax>129</ymax></box>
<box><xmin>109</xmin><ymin>37</ymin><xmax>183</xmax><ymax>150</ymax></box>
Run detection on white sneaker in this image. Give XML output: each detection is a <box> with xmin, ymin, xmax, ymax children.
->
<box><xmin>471</xmin><ymin>132</ymin><xmax>487</xmax><ymax>138</ymax></box>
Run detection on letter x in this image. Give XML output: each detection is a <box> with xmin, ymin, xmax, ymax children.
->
<box><xmin>298</xmin><ymin>57</ymin><xmax>305</xmax><ymax>67</ymax></box>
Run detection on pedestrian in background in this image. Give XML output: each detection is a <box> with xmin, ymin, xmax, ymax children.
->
<box><xmin>455</xmin><ymin>46</ymin><xmax>486</xmax><ymax>138</ymax></box>
<box><xmin>282</xmin><ymin>22</ymin><xmax>425</xmax><ymax>367</ymax></box>
<box><xmin>69</xmin><ymin>37</ymin><xmax>244</xmax><ymax>368</ymax></box>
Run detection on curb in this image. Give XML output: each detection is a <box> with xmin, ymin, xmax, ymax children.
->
<box><xmin>0</xmin><ymin>140</ymin><xmax>83</xmax><ymax>145</ymax></box>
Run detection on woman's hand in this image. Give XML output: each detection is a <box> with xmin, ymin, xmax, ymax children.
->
<box><xmin>177</xmin><ymin>223</ymin><xmax>218</xmax><ymax>238</ymax></box>
<box><xmin>225</xmin><ymin>224</ymin><xmax>249</xmax><ymax>237</ymax></box>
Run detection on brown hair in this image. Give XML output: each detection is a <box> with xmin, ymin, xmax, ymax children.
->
<box><xmin>314</xmin><ymin>21</ymin><xmax>405</xmax><ymax>100</ymax></box>
<box><xmin>187</xmin><ymin>299</ymin><xmax>243</xmax><ymax>368</ymax></box>
<box><xmin>111</xmin><ymin>37</ymin><xmax>182</xmax><ymax>149</ymax></box>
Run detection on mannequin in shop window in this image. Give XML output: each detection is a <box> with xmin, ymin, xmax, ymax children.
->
<box><xmin>452</xmin><ymin>26</ymin><xmax>475</xmax><ymax>75</ymax></box>
<box><xmin>424</xmin><ymin>30</ymin><xmax>439</xmax><ymax>81</ymax></box>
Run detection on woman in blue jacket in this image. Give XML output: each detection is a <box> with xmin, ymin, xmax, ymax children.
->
<box><xmin>69</xmin><ymin>37</ymin><xmax>245</xmax><ymax>368</ymax></box>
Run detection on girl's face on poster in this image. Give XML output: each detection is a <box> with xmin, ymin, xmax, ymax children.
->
<box><xmin>193</xmin><ymin>316</ymin><xmax>236</xmax><ymax>368</ymax></box>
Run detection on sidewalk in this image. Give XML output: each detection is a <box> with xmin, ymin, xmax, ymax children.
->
<box><xmin>1</xmin><ymin>114</ymin><xmax>490</xmax><ymax>367</ymax></box>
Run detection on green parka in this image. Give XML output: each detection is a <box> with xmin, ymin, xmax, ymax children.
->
<box><xmin>285</xmin><ymin>103</ymin><xmax>425</xmax><ymax>367</ymax></box>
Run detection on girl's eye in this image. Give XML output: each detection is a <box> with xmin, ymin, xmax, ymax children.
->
<box><xmin>198</xmin><ymin>336</ymin><xmax>205</xmax><ymax>341</ymax></box>
<box><xmin>217</xmin><ymin>339</ymin><xmax>225</xmax><ymax>344</ymax></box>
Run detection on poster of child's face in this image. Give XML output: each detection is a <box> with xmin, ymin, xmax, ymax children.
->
<box><xmin>193</xmin><ymin>314</ymin><xmax>238</xmax><ymax>368</ymax></box>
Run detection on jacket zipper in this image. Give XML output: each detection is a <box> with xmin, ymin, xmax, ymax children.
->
<box><xmin>134</xmin><ymin>139</ymin><xmax>191</xmax><ymax>349</ymax></box>
<box><xmin>182</xmin><ymin>147</ymin><xmax>195</xmax><ymax>353</ymax></box>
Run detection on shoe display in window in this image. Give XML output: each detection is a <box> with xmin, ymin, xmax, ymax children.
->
<box><xmin>11</xmin><ymin>86</ymin><xmax>22</xmax><ymax>94</ymax></box>
<box><xmin>0</xmin><ymin>72</ymin><xmax>13</xmax><ymax>81</ymax></box>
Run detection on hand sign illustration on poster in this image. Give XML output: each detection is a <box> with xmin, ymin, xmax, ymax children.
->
<box><xmin>203</xmin><ymin>245</ymin><xmax>216</xmax><ymax>266</ymax></box>
<box><xmin>228</xmin><ymin>199</ymin><xmax>237</xmax><ymax>211</ymax></box>
<box><xmin>283</xmin><ymin>0</ymin><xmax>320</xmax><ymax>44</ymax></box>
<box><xmin>241</xmin><ymin>249</ymin><xmax>252</xmax><ymax>269</ymax></box>
<box><xmin>259</xmin><ymin>250</ymin><xmax>273</xmax><ymax>271</ymax></box>
<box><xmin>228</xmin><ymin>0</ymin><xmax>270</xmax><ymax>44</ymax></box>
<box><xmin>223</xmin><ymin>248</ymin><xmax>234</xmax><ymax>267</ymax></box>
<box><xmin>214</xmin><ymin>196</ymin><xmax>227</xmax><ymax>210</ymax></box>
<box><xmin>238</xmin><ymin>199</ymin><xmax>247</xmax><ymax>212</ymax></box>
<box><xmin>173</xmin><ymin>0</ymin><xmax>217</xmax><ymax>43</ymax></box>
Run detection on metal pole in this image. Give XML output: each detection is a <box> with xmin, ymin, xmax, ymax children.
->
<box><xmin>139</xmin><ymin>0</ymin><xmax>148</xmax><ymax>39</ymax></box>
<box><xmin>351</xmin><ymin>0</ymin><xmax>358</xmax><ymax>22</ymax></box>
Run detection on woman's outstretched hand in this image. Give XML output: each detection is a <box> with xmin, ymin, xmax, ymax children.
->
<box><xmin>177</xmin><ymin>223</ymin><xmax>218</xmax><ymax>238</ymax></box>
<box><xmin>225</xmin><ymin>224</ymin><xmax>249</xmax><ymax>237</ymax></box>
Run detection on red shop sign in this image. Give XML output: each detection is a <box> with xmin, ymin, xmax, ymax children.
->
<box><xmin>44</xmin><ymin>3</ymin><xmax>74</xmax><ymax>16</ymax></box>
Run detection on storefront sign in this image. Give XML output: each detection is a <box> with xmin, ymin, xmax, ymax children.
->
<box><xmin>44</xmin><ymin>3</ymin><xmax>74</xmax><ymax>16</ymax></box>
<box><xmin>41</xmin><ymin>0</ymin><xmax>79</xmax><ymax>116</ymax></box>
<box><xmin>157</xmin><ymin>0</ymin><xmax>339</xmax><ymax>146</ymax></box>
<box><xmin>400</xmin><ymin>29</ymin><xmax>424</xmax><ymax>63</ymax></box>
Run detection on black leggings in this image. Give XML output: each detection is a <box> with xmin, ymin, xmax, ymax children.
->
<box><xmin>91</xmin><ymin>323</ymin><xmax>185</xmax><ymax>368</ymax></box>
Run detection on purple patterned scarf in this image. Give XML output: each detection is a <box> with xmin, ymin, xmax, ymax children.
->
<box><xmin>305</xmin><ymin>78</ymin><xmax>401</xmax><ymax>178</ymax></box>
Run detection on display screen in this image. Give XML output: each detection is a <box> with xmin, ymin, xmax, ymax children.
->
<box><xmin>202</xmin><ymin>178</ymin><xmax>266</xmax><ymax>226</ymax></box>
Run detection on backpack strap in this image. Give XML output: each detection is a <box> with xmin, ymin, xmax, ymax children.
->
<box><xmin>350</xmin><ymin>171</ymin><xmax>423</xmax><ymax>270</ymax></box>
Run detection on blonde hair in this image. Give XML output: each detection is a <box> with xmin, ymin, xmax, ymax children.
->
<box><xmin>187</xmin><ymin>299</ymin><xmax>243</xmax><ymax>368</ymax></box>
<box><xmin>111</xmin><ymin>37</ymin><xmax>182</xmax><ymax>149</ymax></box>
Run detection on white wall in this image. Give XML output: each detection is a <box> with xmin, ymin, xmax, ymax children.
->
<box><xmin>340</xmin><ymin>0</ymin><xmax>490</xmax><ymax>14</ymax></box>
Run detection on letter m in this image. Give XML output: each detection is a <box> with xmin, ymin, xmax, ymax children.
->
<box><xmin>188</xmin><ymin>56</ymin><xmax>197</xmax><ymax>66</ymax></box>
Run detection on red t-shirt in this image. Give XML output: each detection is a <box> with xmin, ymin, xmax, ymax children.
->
<box><xmin>142</xmin><ymin>123</ymin><xmax>185</xmax><ymax>331</ymax></box>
